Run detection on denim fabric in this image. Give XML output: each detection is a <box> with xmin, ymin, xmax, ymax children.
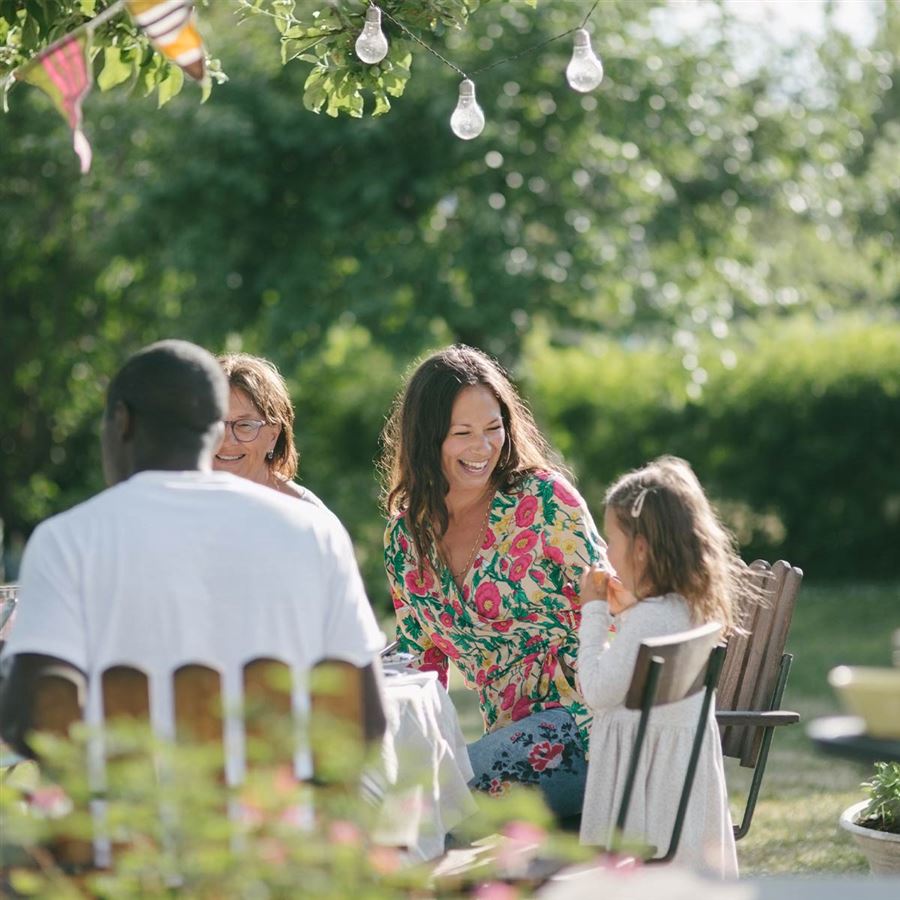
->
<box><xmin>467</xmin><ymin>707</ymin><xmax>587</xmax><ymax>819</ymax></box>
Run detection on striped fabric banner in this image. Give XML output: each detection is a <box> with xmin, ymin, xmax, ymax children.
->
<box><xmin>126</xmin><ymin>0</ymin><xmax>206</xmax><ymax>81</ymax></box>
<box><xmin>15</xmin><ymin>33</ymin><xmax>93</xmax><ymax>173</ymax></box>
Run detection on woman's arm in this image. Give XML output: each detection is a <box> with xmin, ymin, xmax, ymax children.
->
<box><xmin>384</xmin><ymin>521</ymin><xmax>450</xmax><ymax>687</ymax></box>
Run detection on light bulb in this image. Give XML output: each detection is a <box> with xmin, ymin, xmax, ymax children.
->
<box><xmin>355</xmin><ymin>5</ymin><xmax>388</xmax><ymax>65</ymax></box>
<box><xmin>566</xmin><ymin>28</ymin><xmax>604</xmax><ymax>93</ymax></box>
<box><xmin>450</xmin><ymin>79</ymin><xmax>485</xmax><ymax>140</ymax></box>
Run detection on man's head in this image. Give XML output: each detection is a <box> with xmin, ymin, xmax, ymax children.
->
<box><xmin>102</xmin><ymin>340</ymin><xmax>228</xmax><ymax>485</ymax></box>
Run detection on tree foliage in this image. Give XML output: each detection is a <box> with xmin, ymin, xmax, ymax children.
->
<box><xmin>1</xmin><ymin>0</ymin><xmax>898</xmax><ymax>588</ymax></box>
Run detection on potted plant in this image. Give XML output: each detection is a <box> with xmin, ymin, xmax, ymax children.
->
<box><xmin>839</xmin><ymin>762</ymin><xmax>900</xmax><ymax>874</ymax></box>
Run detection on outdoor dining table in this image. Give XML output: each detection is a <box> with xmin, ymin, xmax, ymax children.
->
<box><xmin>371</xmin><ymin>667</ymin><xmax>477</xmax><ymax>861</ymax></box>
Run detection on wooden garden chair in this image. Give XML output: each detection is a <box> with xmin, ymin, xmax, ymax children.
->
<box><xmin>715</xmin><ymin>559</ymin><xmax>803</xmax><ymax>839</ymax></box>
<box><xmin>22</xmin><ymin>657</ymin><xmax>370</xmax><ymax>869</ymax></box>
<box><xmin>612</xmin><ymin>620</ymin><xmax>726</xmax><ymax>863</ymax></box>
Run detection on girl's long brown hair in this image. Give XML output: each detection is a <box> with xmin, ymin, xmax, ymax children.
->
<box><xmin>605</xmin><ymin>455</ymin><xmax>756</xmax><ymax>633</ymax></box>
<box><xmin>379</xmin><ymin>345</ymin><xmax>564</xmax><ymax>569</ymax></box>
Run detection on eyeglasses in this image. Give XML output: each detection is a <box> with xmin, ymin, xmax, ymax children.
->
<box><xmin>223</xmin><ymin>419</ymin><xmax>268</xmax><ymax>443</ymax></box>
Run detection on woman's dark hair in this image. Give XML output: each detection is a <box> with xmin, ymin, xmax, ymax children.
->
<box><xmin>379</xmin><ymin>345</ymin><xmax>564</xmax><ymax>569</ymax></box>
<box><xmin>218</xmin><ymin>353</ymin><xmax>298</xmax><ymax>480</ymax></box>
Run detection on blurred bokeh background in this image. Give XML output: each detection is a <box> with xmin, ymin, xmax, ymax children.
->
<box><xmin>2</xmin><ymin>0</ymin><xmax>898</xmax><ymax>604</ymax></box>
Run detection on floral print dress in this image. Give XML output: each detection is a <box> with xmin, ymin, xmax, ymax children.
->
<box><xmin>384</xmin><ymin>470</ymin><xmax>607</xmax><ymax>752</ymax></box>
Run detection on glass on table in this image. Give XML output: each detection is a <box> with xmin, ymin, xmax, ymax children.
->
<box><xmin>0</xmin><ymin>583</ymin><xmax>18</xmax><ymax>639</ymax></box>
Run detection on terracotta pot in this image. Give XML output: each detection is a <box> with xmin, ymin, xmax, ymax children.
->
<box><xmin>840</xmin><ymin>800</ymin><xmax>900</xmax><ymax>874</ymax></box>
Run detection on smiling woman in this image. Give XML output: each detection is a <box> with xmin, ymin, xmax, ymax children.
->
<box><xmin>379</xmin><ymin>345</ymin><xmax>609</xmax><ymax>821</ymax></box>
<box><xmin>215</xmin><ymin>353</ymin><xmax>326</xmax><ymax>509</ymax></box>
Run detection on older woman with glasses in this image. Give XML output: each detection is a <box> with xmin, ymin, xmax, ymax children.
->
<box><xmin>214</xmin><ymin>353</ymin><xmax>325</xmax><ymax>508</ymax></box>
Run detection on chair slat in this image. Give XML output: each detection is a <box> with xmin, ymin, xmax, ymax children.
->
<box><xmin>243</xmin><ymin>657</ymin><xmax>293</xmax><ymax>775</ymax></box>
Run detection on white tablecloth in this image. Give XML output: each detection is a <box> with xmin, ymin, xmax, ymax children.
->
<box><xmin>372</xmin><ymin>669</ymin><xmax>477</xmax><ymax>861</ymax></box>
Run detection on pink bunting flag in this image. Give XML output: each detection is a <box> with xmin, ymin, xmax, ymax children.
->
<box><xmin>15</xmin><ymin>32</ymin><xmax>94</xmax><ymax>173</ymax></box>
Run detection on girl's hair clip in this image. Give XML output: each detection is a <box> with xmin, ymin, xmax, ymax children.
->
<box><xmin>630</xmin><ymin>487</ymin><xmax>652</xmax><ymax>518</ymax></box>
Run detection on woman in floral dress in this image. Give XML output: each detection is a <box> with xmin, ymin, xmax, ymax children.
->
<box><xmin>380</xmin><ymin>345</ymin><xmax>608</xmax><ymax>818</ymax></box>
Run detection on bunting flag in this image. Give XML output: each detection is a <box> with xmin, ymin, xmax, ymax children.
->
<box><xmin>126</xmin><ymin>0</ymin><xmax>206</xmax><ymax>81</ymax></box>
<box><xmin>14</xmin><ymin>32</ymin><xmax>94</xmax><ymax>173</ymax></box>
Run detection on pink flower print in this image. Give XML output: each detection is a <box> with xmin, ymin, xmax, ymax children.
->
<box><xmin>482</xmin><ymin>527</ymin><xmax>496</xmax><ymax>550</ymax></box>
<box><xmin>535</xmin><ymin>470</ymin><xmax>550</xmax><ymax>481</ymax></box>
<box><xmin>500</xmin><ymin>683</ymin><xmax>517</xmax><ymax>710</ymax></box>
<box><xmin>525</xmin><ymin>635</ymin><xmax>543</xmax><ymax>648</ymax></box>
<box><xmin>500</xmin><ymin>558</ymin><xmax>509</xmax><ymax>572</ymax></box>
<box><xmin>391</xmin><ymin>589</ymin><xmax>406</xmax><ymax>610</ymax></box>
<box><xmin>488</xmin><ymin>778</ymin><xmax>510</xmax><ymax>796</ymax></box>
<box><xmin>431</xmin><ymin>632</ymin><xmax>461</xmax><ymax>659</ymax></box>
<box><xmin>514</xmin><ymin>495</ymin><xmax>538</xmax><ymax>528</ymax></box>
<box><xmin>542</xmin><ymin>535</ymin><xmax>565</xmax><ymax>566</ymax></box>
<box><xmin>524</xmin><ymin>612</ymin><xmax>539</xmax><ymax>622</ymax></box>
<box><xmin>552</xmin><ymin>480</ymin><xmax>581</xmax><ymax>508</ymax></box>
<box><xmin>476</xmin><ymin>668</ymin><xmax>487</xmax><ymax>686</ymax></box>
<box><xmin>422</xmin><ymin>606</ymin><xmax>435</xmax><ymax>621</ymax></box>
<box><xmin>462</xmin><ymin>584</ymin><xmax>471</xmax><ymax>601</ymax></box>
<box><xmin>492</xmin><ymin>619</ymin><xmax>513</xmax><ymax>633</ymax></box>
<box><xmin>487</xmin><ymin>664</ymin><xmax>501</xmax><ymax>679</ymax></box>
<box><xmin>423</xmin><ymin>647</ymin><xmax>445</xmax><ymax>666</ymax></box>
<box><xmin>452</xmin><ymin>599</ymin><xmax>463</xmax><ymax>615</ymax></box>
<box><xmin>562</xmin><ymin>583</ymin><xmax>577</xmax><ymax>602</ymax></box>
<box><xmin>474</xmin><ymin>581</ymin><xmax>502</xmax><ymax>619</ymax></box>
<box><xmin>509</xmin><ymin>554</ymin><xmax>532</xmax><ymax>582</ymax></box>
<box><xmin>510</xmin><ymin>529</ymin><xmax>539</xmax><ymax>557</ymax></box>
<box><xmin>440</xmin><ymin>612</ymin><xmax>454</xmax><ymax>628</ymax></box>
<box><xmin>398</xmin><ymin>533</ymin><xmax>409</xmax><ymax>552</ymax></box>
<box><xmin>473</xmin><ymin>554</ymin><xmax>484</xmax><ymax>570</ymax></box>
<box><xmin>404</xmin><ymin>568</ymin><xmax>435</xmax><ymax>597</ymax></box>
<box><xmin>511</xmin><ymin>696</ymin><xmax>535</xmax><ymax>721</ymax></box>
<box><xmin>530</xmin><ymin>569</ymin><xmax>545</xmax><ymax>585</ymax></box>
<box><xmin>527</xmin><ymin>741</ymin><xmax>564</xmax><ymax>772</ymax></box>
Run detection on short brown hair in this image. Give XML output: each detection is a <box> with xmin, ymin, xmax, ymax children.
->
<box><xmin>218</xmin><ymin>353</ymin><xmax>298</xmax><ymax>480</ymax></box>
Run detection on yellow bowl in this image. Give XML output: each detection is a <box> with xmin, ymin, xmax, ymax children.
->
<box><xmin>828</xmin><ymin>666</ymin><xmax>900</xmax><ymax>740</ymax></box>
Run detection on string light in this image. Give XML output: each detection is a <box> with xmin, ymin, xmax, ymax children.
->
<box><xmin>450</xmin><ymin>78</ymin><xmax>485</xmax><ymax>140</ymax></box>
<box><xmin>355</xmin><ymin>5</ymin><xmax>388</xmax><ymax>65</ymax></box>
<box><xmin>379</xmin><ymin>1</ymin><xmax>602</xmax><ymax>140</ymax></box>
<box><xmin>566</xmin><ymin>28</ymin><xmax>603</xmax><ymax>92</ymax></box>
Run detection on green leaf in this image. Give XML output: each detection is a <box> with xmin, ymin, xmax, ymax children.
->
<box><xmin>97</xmin><ymin>46</ymin><xmax>133</xmax><ymax>92</ymax></box>
<box><xmin>157</xmin><ymin>65</ymin><xmax>183</xmax><ymax>108</ymax></box>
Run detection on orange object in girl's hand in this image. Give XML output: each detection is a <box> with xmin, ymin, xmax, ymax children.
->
<box><xmin>607</xmin><ymin>577</ymin><xmax>638</xmax><ymax>615</ymax></box>
<box><xmin>579</xmin><ymin>567</ymin><xmax>610</xmax><ymax>604</ymax></box>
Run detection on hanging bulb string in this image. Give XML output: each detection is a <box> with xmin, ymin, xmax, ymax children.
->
<box><xmin>379</xmin><ymin>0</ymin><xmax>600</xmax><ymax>80</ymax></box>
<box><xmin>470</xmin><ymin>0</ymin><xmax>602</xmax><ymax>77</ymax></box>
<box><xmin>380</xmin><ymin>6</ymin><xmax>469</xmax><ymax>79</ymax></box>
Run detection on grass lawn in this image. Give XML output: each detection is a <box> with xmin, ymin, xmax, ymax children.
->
<box><xmin>442</xmin><ymin>579</ymin><xmax>900</xmax><ymax>876</ymax></box>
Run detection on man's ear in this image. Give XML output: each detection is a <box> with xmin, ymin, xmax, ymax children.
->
<box><xmin>112</xmin><ymin>400</ymin><xmax>134</xmax><ymax>441</ymax></box>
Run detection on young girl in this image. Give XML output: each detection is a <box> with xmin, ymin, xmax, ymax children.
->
<box><xmin>577</xmin><ymin>456</ymin><xmax>746</xmax><ymax>877</ymax></box>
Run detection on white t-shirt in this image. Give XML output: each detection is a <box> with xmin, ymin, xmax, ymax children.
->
<box><xmin>4</xmin><ymin>470</ymin><xmax>384</xmax><ymax>781</ymax></box>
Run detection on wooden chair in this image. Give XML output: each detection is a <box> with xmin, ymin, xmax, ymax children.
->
<box><xmin>23</xmin><ymin>656</ymin><xmax>370</xmax><ymax>868</ymax></box>
<box><xmin>715</xmin><ymin>559</ymin><xmax>803</xmax><ymax>839</ymax></box>
<box><xmin>613</xmin><ymin>620</ymin><xmax>726</xmax><ymax>863</ymax></box>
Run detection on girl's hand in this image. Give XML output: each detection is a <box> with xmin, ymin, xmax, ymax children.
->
<box><xmin>579</xmin><ymin>567</ymin><xmax>610</xmax><ymax>605</ymax></box>
<box><xmin>607</xmin><ymin>578</ymin><xmax>638</xmax><ymax>616</ymax></box>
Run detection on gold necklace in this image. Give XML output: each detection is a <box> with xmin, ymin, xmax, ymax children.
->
<box><xmin>443</xmin><ymin>501</ymin><xmax>492</xmax><ymax>581</ymax></box>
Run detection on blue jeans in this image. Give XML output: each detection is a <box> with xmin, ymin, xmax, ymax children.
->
<box><xmin>466</xmin><ymin>708</ymin><xmax>587</xmax><ymax>819</ymax></box>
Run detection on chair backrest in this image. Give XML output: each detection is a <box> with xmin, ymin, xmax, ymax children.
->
<box><xmin>624</xmin><ymin>621</ymin><xmax>724</xmax><ymax>711</ymax></box>
<box><xmin>615</xmin><ymin>621</ymin><xmax>725</xmax><ymax>863</ymax></box>
<box><xmin>27</xmin><ymin>657</ymin><xmax>368</xmax><ymax>868</ymax></box>
<box><xmin>717</xmin><ymin>559</ymin><xmax>803</xmax><ymax>766</ymax></box>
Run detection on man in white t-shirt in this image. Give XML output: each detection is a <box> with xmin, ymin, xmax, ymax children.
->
<box><xmin>0</xmin><ymin>340</ymin><xmax>386</xmax><ymax>766</ymax></box>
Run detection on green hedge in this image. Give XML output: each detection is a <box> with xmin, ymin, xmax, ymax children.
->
<box><xmin>520</xmin><ymin>316</ymin><xmax>900</xmax><ymax>580</ymax></box>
